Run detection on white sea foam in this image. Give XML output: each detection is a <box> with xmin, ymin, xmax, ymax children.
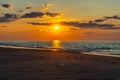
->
<box><xmin>0</xmin><ymin>41</ymin><xmax>120</xmax><ymax>56</ymax></box>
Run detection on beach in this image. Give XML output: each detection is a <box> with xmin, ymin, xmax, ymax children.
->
<box><xmin>0</xmin><ymin>47</ymin><xmax>120</xmax><ymax>80</ymax></box>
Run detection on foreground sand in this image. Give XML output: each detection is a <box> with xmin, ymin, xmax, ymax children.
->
<box><xmin>0</xmin><ymin>47</ymin><xmax>120</xmax><ymax>80</ymax></box>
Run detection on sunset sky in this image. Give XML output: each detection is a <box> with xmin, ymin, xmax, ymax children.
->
<box><xmin>0</xmin><ymin>0</ymin><xmax>120</xmax><ymax>40</ymax></box>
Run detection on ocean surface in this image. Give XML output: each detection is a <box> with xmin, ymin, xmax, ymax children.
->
<box><xmin>0</xmin><ymin>40</ymin><xmax>120</xmax><ymax>56</ymax></box>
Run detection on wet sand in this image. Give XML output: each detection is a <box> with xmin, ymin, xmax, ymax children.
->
<box><xmin>0</xmin><ymin>47</ymin><xmax>120</xmax><ymax>80</ymax></box>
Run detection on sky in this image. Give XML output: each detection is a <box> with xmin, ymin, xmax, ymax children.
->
<box><xmin>0</xmin><ymin>0</ymin><xmax>120</xmax><ymax>41</ymax></box>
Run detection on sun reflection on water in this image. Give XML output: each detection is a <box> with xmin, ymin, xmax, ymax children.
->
<box><xmin>52</xmin><ymin>40</ymin><xmax>61</xmax><ymax>51</ymax></box>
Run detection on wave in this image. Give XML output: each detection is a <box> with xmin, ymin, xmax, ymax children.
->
<box><xmin>0</xmin><ymin>41</ymin><xmax>120</xmax><ymax>56</ymax></box>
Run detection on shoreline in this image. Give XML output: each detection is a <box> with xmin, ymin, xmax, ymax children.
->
<box><xmin>0</xmin><ymin>45</ymin><xmax>61</xmax><ymax>52</ymax></box>
<box><xmin>0</xmin><ymin>45</ymin><xmax>120</xmax><ymax>58</ymax></box>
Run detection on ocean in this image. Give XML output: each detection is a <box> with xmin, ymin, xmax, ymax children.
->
<box><xmin>0</xmin><ymin>40</ymin><xmax>120</xmax><ymax>56</ymax></box>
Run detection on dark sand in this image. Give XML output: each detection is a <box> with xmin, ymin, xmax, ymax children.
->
<box><xmin>0</xmin><ymin>47</ymin><xmax>120</xmax><ymax>80</ymax></box>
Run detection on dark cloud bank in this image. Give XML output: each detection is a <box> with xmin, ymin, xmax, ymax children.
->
<box><xmin>27</xmin><ymin>15</ymin><xmax>120</xmax><ymax>29</ymax></box>
<box><xmin>0</xmin><ymin>13</ymin><xmax>19</xmax><ymax>23</ymax></box>
<box><xmin>28</xmin><ymin>21</ymin><xmax>120</xmax><ymax>29</ymax></box>
<box><xmin>0</xmin><ymin>12</ymin><xmax>61</xmax><ymax>23</ymax></box>
<box><xmin>61</xmin><ymin>21</ymin><xmax>116</xmax><ymax>29</ymax></box>
<box><xmin>21</xmin><ymin>12</ymin><xmax>60</xmax><ymax>18</ymax></box>
<box><xmin>0</xmin><ymin>10</ymin><xmax>120</xmax><ymax>29</ymax></box>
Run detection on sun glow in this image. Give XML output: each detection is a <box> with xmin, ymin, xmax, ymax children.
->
<box><xmin>54</xmin><ymin>25</ymin><xmax>59</xmax><ymax>30</ymax></box>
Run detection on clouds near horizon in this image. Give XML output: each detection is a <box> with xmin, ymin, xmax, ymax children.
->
<box><xmin>27</xmin><ymin>15</ymin><xmax>120</xmax><ymax>30</ymax></box>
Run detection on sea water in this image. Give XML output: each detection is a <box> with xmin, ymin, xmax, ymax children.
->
<box><xmin>0</xmin><ymin>40</ymin><xmax>120</xmax><ymax>56</ymax></box>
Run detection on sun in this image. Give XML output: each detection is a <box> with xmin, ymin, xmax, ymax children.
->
<box><xmin>51</xmin><ymin>24</ymin><xmax>62</xmax><ymax>33</ymax></box>
<box><xmin>54</xmin><ymin>25</ymin><xmax>59</xmax><ymax>30</ymax></box>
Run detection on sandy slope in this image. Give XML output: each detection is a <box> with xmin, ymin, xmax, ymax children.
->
<box><xmin>0</xmin><ymin>47</ymin><xmax>120</xmax><ymax>80</ymax></box>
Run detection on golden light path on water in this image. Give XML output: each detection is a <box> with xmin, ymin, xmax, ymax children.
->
<box><xmin>52</xmin><ymin>40</ymin><xmax>61</xmax><ymax>51</ymax></box>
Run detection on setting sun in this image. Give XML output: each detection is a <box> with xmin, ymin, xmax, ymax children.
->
<box><xmin>54</xmin><ymin>25</ymin><xmax>59</xmax><ymax>30</ymax></box>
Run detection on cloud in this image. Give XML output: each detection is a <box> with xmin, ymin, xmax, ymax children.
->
<box><xmin>21</xmin><ymin>12</ymin><xmax>61</xmax><ymax>18</ymax></box>
<box><xmin>43</xmin><ymin>4</ymin><xmax>52</xmax><ymax>8</ymax></box>
<box><xmin>2</xmin><ymin>4</ymin><xmax>13</xmax><ymax>9</ymax></box>
<box><xmin>60</xmin><ymin>21</ymin><xmax>119</xmax><ymax>29</ymax></box>
<box><xmin>94</xmin><ymin>19</ymin><xmax>104</xmax><ymax>22</ymax></box>
<box><xmin>104</xmin><ymin>15</ymin><xmax>120</xmax><ymax>20</ymax></box>
<box><xmin>21</xmin><ymin>12</ymin><xmax>44</xmax><ymax>18</ymax></box>
<box><xmin>91</xmin><ymin>15</ymin><xmax>120</xmax><ymax>23</ymax></box>
<box><xmin>27</xmin><ymin>21</ymin><xmax>119</xmax><ymax>29</ymax></box>
<box><xmin>112</xmin><ymin>15</ymin><xmax>120</xmax><ymax>19</ymax></box>
<box><xmin>0</xmin><ymin>26</ymin><xmax>7</xmax><ymax>27</ymax></box>
<box><xmin>25</xmin><ymin>6</ymin><xmax>33</xmax><ymax>9</ymax></box>
<box><xmin>0</xmin><ymin>13</ymin><xmax>19</xmax><ymax>23</ymax></box>
<box><xmin>27</xmin><ymin>22</ymin><xmax>53</xmax><ymax>26</ymax></box>
<box><xmin>45</xmin><ymin>12</ymin><xmax>61</xmax><ymax>17</ymax></box>
<box><xmin>0</xmin><ymin>11</ymin><xmax>61</xmax><ymax>23</ymax></box>
<box><xmin>18</xmin><ymin>6</ymin><xmax>33</xmax><ymax>12</ymax></box>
